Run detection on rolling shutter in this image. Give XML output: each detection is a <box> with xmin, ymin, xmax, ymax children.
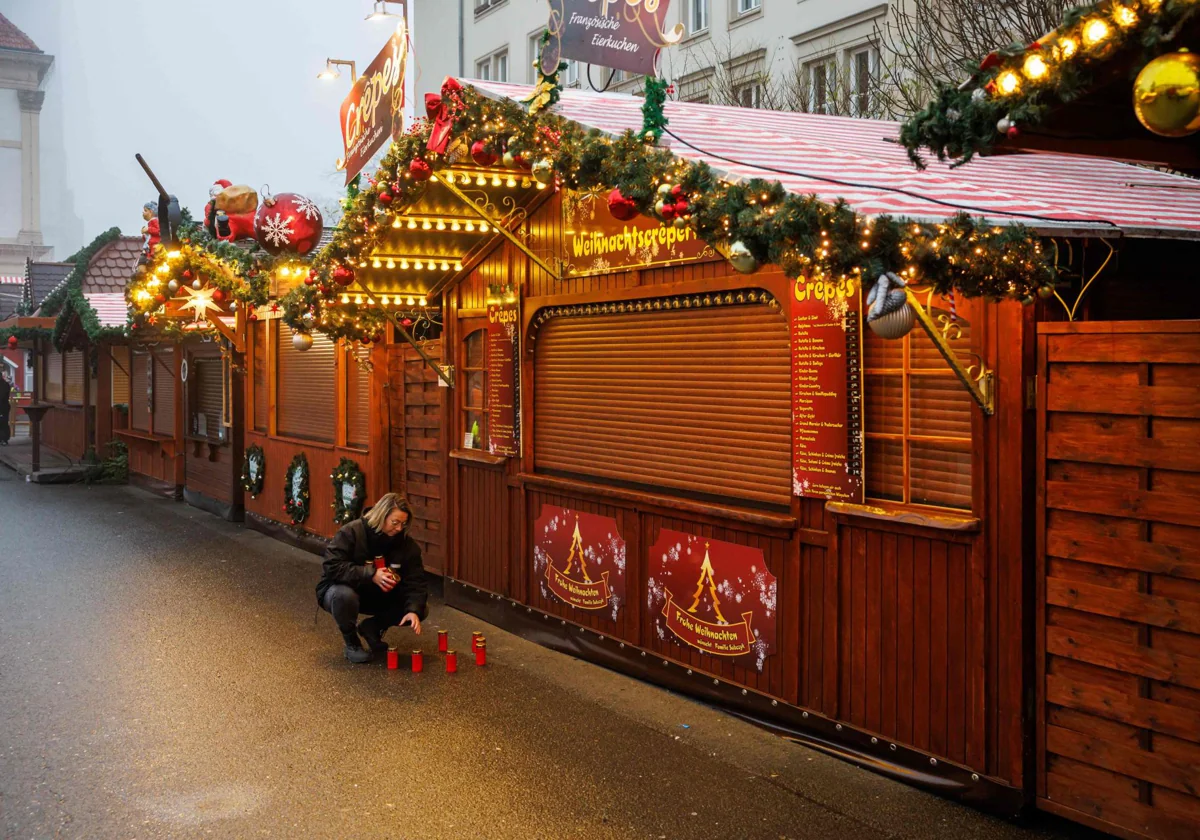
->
<box><xmin>277</xmin><ymin>323</ymin><xmax>335</xmax><ymax>442</ymax></box>
<box><xmin>253</xmin><ymin>321</ymin><xmax>268</xmax><ymax>432</ymax></box>
<box><xmin>153</xmin><ymin>348</ymin><xmax>176</xmax><ymax>437</ymax></box>
<box><xmin>346</xmin><ymin>349</ymin><xmax>370</xmax><ymax>449</ymax></box>
<box><xmin>193</xmin><ymin>357</ymin><xmax>224</xmax><ymax>441</ymax></box>
<box><xmin>44</xmin><ymin>349</ymin><xmax>62</xmax><ymax>402</ymax></box>
<box><xmin>111</xmin><ymin>346</ymin><xmax>131</xmax><ymax>406</ymax></box>
<box><xmin>534</xmin><ymin>303</ymin><xmax>791</xmax><ymax>506</ymax></box>
<box><xmin>64</xmin><ymin>351</ymin><xmax>84</xmax><ymax>405</ymax></box>
<box><xmin>131</xmin><ymin>351</ymin><xmax>150</xmax><ymax>431</ymax></box>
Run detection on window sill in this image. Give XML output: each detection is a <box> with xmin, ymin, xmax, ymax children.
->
<box><xmin>729</xmin><ymin>8</ymin><xmax>762</xmax><ymax>31</ymax></box>
<box><xmin>473</xmin><ymin>0</ymin><xmax>507</xmax><ymax>20</ymax></box>
<box><xmin>451</xmin><ymin>447</ymin><xmax>506</xmax><ymax>466</ymax></box>
<box><xmin>826</xmin><ymin>501</ymin><xmax>980</xmax><ymax>533</ymax></box>
<box><xmin>681</xmin><ymin>29</ymin><xmax>711</xmax><ymax>46</ymax></box>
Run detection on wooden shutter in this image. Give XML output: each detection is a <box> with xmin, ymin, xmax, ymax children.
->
<box><xmin>907</xmin><ymin>308</ymin><xmax>972</xmax><ymax>509</ymax></box>
<box><xmin>153</xmin><ymin>348</ymin><xmax>175</xmax><ymax>437</ymax></box>
<box><xmin>64</xmin><ymin>351</ymin><xmax>84</xmax><ymax>405</ymax></box>
<box><xmin>111</xmin><ymin>346</ymin><xmax>131</xmax><ymax>406</ymax></box>
<box><xmin>277</xmin><ymin>323</ymin><xmax>335</xmax><ymax>442</ymax></box>
<box><xmin>194</xmin><ymin>357</ymin><xmax>224</xmax><ymax>441</ymax></box>
<box><xmin>253</xmin><ymin>321</ymin><xmax>268</xmax><ymax>432</ymax></box>
<box><xmin>131</xmin><ymin>351</ymin><xmax>150</xmax><ymax>431</ymax></box>
<box><xmin>346</xmin><ymin>349</ymin><xmax>370</xmax><ymax>448</ymax></box>
<box><xmin>534</xmin><ymin>303</ymin><xmax>791</xmax><ymax>506</ymax></box>
<box><xmin>44</xmin><ymin>349</ymin><xmax>62</xmax><ymax>402</ymax></box>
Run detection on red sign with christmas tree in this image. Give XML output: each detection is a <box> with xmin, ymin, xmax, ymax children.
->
<box><xmin>533</xmin><ymin>505</ymin><xmax>626</xmax><ymax>620</ymax></box>
<box><xmin>648</xmin><ymin>530</ymin><xmax>777</xmax><ymax>670</ymax></box>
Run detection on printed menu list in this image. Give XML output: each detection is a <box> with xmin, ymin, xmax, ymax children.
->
<box><xmin>790</xmin><ymin>279</ymin><xmax>864</xmax><ymax>502</ymax></box>
<box><xmin>486</xmin><ymin>301</ymin><xmax>519</xmax><ymax>457</ymax></box>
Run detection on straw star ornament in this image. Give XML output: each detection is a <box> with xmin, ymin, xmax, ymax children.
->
<box><xmin>178</xmin><ymin>284</ymin><xmax>221</xmax><ymax>323</ymax></box>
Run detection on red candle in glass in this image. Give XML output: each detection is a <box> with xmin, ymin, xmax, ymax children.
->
<box><xmin>445</xmin><ymin>650</ymin><xmax>457</xmax><ymax>673</ymax></box>
<box><xmin>373</xmin><ymin>556</ymin><xmax>386</xmax><ymax>570</ymax></box>
<box><xmin>386</xmin><ymin>647</ymin><xmax>398</xmax><ymax>670</ymax></box>
<box><xmin>471</xmin><ymin>632</ymin><xmax>482</xmax><ymax>652</ymax></box>
<box><xmin>437</xmin><ymin>630</ymin><xmax>448</xmax><ymax>652</ymax></box>
<box><xmin>475</xmin><ymin>641</ymin><xmax>487</xmax><ymax>667</ymax></box>
<box><xmin>411</xmin><ymin>650</ymin><xmax>423</xmax><ymax>673</ymax></box>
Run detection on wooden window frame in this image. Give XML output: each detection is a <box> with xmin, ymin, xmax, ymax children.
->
<box><xmin>460</xmin><ymin>322</ymin><xmax>488</xmax><ymax>450</ymax></box>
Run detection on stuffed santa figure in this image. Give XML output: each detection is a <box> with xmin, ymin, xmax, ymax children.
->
<box><xmin>204</xmin><ymin>180</ymin><xmax>258</xmax><ymax>242</ymax></box>
<box><xmin>141</xmin><ymin>201</ymin><xmax>161</xmax><ymax>256</ymax></box>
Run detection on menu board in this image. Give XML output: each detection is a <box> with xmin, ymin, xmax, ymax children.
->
<box><xmin>790</xmin><ymin>277</ymin><xmax>864</xmax><ymax>502</ymax></box>
<box><xmin>486</xmin><ymin>300</ymin><xmax>519</xmax><ymax>457</ymax></box>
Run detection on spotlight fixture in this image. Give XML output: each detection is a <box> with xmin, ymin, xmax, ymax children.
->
<box><xmin>365</xmin><ymin>1</ymin><xmax>404</xmax><ymax>21</ymax></box>
<box><xmin>318</xmin><ymin>59</ymin><xmax>357</xmax><ymax>82</ymax></box>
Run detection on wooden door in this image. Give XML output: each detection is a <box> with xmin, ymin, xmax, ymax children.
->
<box><xmin>389</xmin><ymin>340</ymin><xmax>445</xmax><ymax>576</ymax></box>
<box><xmin>1036</xmin><ymin>321</ymin><xmax>1200</xmax><ymax>840</ymax></box>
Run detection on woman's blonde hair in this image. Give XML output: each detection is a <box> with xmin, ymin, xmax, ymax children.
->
<box><xmin>363</xmin><ymin>493</ymin><xmax>412</xmax><ymax>531</ymax></box>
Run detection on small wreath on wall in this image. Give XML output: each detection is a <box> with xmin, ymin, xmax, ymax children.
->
<box><xmin>331</xmin><ymin>458</ymin><xmax>366</xmax><ymax>525</ymax></box>
<box><xmin>284</xmin><ymin>452</ymin><xmax>310</xmax><ymax>526</ymax></box>
<box><xmin>241</xmin><ymin>444</ymin><xmax>265</xmax><ymax>498</ymax></box>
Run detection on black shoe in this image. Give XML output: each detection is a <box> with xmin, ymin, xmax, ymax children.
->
<box><xmin>358</xmin><ymin>617</ymin><xmax>389</xmax><ymax>654</ymax></box>
<box><xmin>341</xmin><ymin>631</ymin><xmax>372</xmax><ymax>664</ymax></box>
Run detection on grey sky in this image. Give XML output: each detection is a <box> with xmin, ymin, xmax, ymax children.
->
<box><xmin>2</xmin><ymin>0</ymin><xmax>419</xmax><ymax>255</ymax></box>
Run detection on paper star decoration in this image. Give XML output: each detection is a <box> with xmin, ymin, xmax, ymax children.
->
<box><xmin>178</xmin><ymin>284</ymin><xmax>222</xmax><ymax>323</ymax></box>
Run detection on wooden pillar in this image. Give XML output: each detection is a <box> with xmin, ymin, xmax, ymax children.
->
<box><xmin>369</xmin><ymin>340</ymin><xmax>390</xmax><ymax>501</ymax></box>
<box><xmin>96</xmin><ymin>341</ymin><xmax>112</xmax><ymax>453</ymax></box>
<box><xmin>173</xmin><ymin>342</ymin><xmax>185</xmax><ymax>490</ymax></box>
<box><xmin>82</xmin><ymin>340</ymin><xmax>92</xmax><ymax>457</ymax></box>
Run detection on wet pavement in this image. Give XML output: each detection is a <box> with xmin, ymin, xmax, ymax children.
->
<box><xmin>0</xmin><ymin>474</ymin><xmax>1106</xmax><ymax>840</ymax></box>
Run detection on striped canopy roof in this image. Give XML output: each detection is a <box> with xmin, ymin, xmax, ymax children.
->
<box><xmin>83</xmin><ymin>292</ymin><xmax>129</xmax><ymax>329</ymax></box>
<box><xmin>470</xmin><ymin>81</ymin><xmax>1200</xmax><ymax>239</ymax></box>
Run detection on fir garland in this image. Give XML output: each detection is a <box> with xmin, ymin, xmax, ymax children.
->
<box><xmin>283</xmin><ymin>452</ymin><xmax>310</xmax><ymax>526</ymax></box>
<box><xmin>241</xmin><ymin>443</ymin><xmax>265</xmax><ymax>498</ymax></box>
<box><xmin>900</xmin><ymin>0</ymin><xmax>1199</xmax><ymax>168</ymax></box>
<box><xmin>38</xmin><ymin>227</ymin><xmax>123</xmax><ymax>321</ymax></box>
<box><xmin>53</xmin><ymin>284</ymin><xmax>128</xmax><ymax>350</ymax></box>
<box><xmin>331</xmin><ymin>457</ymin><xmax>366</xmax><ymax>525</ymax></box>
<box><xmin>641</xmin><ymin>76</ymin><xmax>670</xmax><ymax>143</ymax></box>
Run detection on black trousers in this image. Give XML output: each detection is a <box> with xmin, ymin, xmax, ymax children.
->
<box><xmin>322</xmin><ymin>583</ymin><xmax>410</xmax><ymax>637</ymax></box>
<box><xmin>0</xmin><ymin>411</ymin><xmax>8</xmax><ymax>443</ymax></box>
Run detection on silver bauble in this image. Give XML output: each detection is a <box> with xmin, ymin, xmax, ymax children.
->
<box><xmin>654</xmin><ymin>199</ymin><xmax>668</xmax><ymax>216</ymax></box>
<box><xmin>192</xmin><ymin>279</ymin><xmax>202</xmax><ymax>290</ymax></box>
<box><xmin>673</xmin><ymin>217</ymin><xmax>688</xmax><ymax>229</ymax></box>
<box><xmin>167</xmin><ymin>279</ymin><xmax>179</xmax><ymax>293</ymax></box>
<box><xmin>292</xmin><ymin>331</ymin><xmax>314</xmax><ymax>352</ymax></box>
<box><xmin>531</xmin><ymin>159</ymin><xmax>554</xmax><ymax>185</ymax></box>
<box><xmin>502</xmin><ymin>150</ymin><xmax>516</xmax><ymax>167</ymax></box>
<box><xmin>657</xmin><ymin>183</ymin><xmax>673</xmax><ymax>197</ymax></box>
<box><xmin>866</xmin><ymin>303</ymin><xmax>916</xmax><ymax>339</ymax></box>
<box><xmin>728</xmin><ymin>241</ymin><xmax>759</xmax><ymax>274</ymax></box>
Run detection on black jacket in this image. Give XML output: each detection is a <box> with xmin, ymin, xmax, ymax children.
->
<box><xmin>315</xmin><ymin>519</ymin><xmax>428</xmax><ymax>617</ymax></box>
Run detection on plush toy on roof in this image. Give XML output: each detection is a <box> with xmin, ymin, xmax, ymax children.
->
<box><xmin>204</xmin><ymin>180</ymin><xmax>259</xmax><ymax>242</ymax></box>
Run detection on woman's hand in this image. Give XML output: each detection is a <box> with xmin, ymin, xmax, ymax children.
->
<box><xmin>399</xmin><ymin>613</ymin><xmax>422</xmax><ymax>635</ymax></box>
<box><xmin>372</xmin><ymin>567</ymin><xmax>397</xmax><ymax>592</ymax></box>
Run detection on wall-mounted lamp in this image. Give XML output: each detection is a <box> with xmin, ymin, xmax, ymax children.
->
<box><xmin>318</xmin><ymin>59</ymin><xmax>358</xmax><ymax>82</ymax></box>
<box><xmin>365</xmin><ymin>1</ymin><xmax>404</xmax><ymax>21</ymax></box>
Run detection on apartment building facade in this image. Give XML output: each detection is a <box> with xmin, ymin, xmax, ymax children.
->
<box><xmin>414</xmin><ymin>0</ymin><xmax>889</xmax><ymax>116</ymax></box>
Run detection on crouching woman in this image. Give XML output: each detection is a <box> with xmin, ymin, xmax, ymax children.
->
<box><xmin>316</xmin><ymin>493</ymin><xmax>428</xmax><ymax>663</ymax></box>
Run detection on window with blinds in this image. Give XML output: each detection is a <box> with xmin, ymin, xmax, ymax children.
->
<box><xmin>277</xmin><ymin>323</ymin><xmax>335</xmax><ymax>442</ymax></box>
<box><xmin>64</xmin><ymin>351</ymin><xmax>84</xmax><ymax>405</ymax></box>
<box><xmin>461</xmin><ymin>328</ymin><xmax>487</xmax><ymax>448</ymax></box>
<box><xmin>44</xmin><ymin>350</ymin><xmax>62</xmax><ymax>402</ymax></box>
<box><xmin>131</xmin><ymin>351</ymin><xmax>151</xmax><ymax>431</ymax></box>
<box><xmin>534</xmin><ymin>302</ymin><xmax>792</xmax><ymax>507</ymax></box>
<box><xmin>192</xmin><ymin>357</ymin><xmax>225</xmax><ymax>442</ymax></box>
<box><xmin>152</xmin><ymin>349</ymin><xmax>176</xmax><ymax>437</ymax></box>
<box><xmin>253</xmin><ymin>322</ymin><xmax>268</xmax><ymax>432</ymax></box>
<box><xmin>346</xmin><ymin>348</ymin><xmax>370</xmax><ymax>449</ymax></box>
<box><xmin>111</xmin><ymin>346</ymin><xmax>131</xmax><ymax>406</ymax></box>
<box><xmin>863</xmin><ymin>300</ymin><xmax>975</xmax><ymax>510</ymax></box>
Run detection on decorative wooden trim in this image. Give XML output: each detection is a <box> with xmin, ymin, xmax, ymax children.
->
<box><xmin>520</xmin><ymin>472</ymin><xmax>797</xmax><ymax>531</ymax></box>
<box><xmin>1038</xmin><ymin>320</ymin><xmax>1200</xmax><ymax>335</ymax></box>
<box><xmin>826</xmin><ymin>501</ymin><xmax>981</xmax><ymax>533</ymax></box>
<box><xmin>450</xmin><ymin>447</ymin><xmax>506</xmax><ymax>466</ymax></box>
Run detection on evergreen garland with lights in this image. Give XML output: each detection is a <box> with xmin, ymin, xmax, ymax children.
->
<box><xmin>331</xmin><ymin>457</ymin><xmax>366</xmax><ymax>525</ymax></box>
<box><xmin>900</xmin><ymin>0</ymin><xmax>1198</xmax><ymax>168</ymax></box>
<box><xmin>284</xmin><ymin>452</ymin><xmax>310</xmax><ymax>526</ymax></box>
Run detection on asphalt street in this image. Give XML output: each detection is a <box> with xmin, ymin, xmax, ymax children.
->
<box><xmin>0</xmin><ymin>474</ymin><xmax>1106</xmax><ymax>840</ymax></box>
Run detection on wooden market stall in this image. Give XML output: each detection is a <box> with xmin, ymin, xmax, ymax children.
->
<box><xmin>369</xmin><ymin>79</ymin><xmax>1200</xmax><ymax>819</ymax></box>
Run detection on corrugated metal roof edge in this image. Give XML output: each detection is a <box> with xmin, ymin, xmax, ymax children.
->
<box><xmin>465</xmin><ymin>81</ymin><xmax>1199</xmax><ymax>242</ymax></box>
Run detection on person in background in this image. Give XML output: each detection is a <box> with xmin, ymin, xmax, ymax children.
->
<box><xmin>316</xmin><ymin>493</ymin><xmax>428</xmax><ymax>663</ymax></box>
<box><xmin>0</xmin><ymin>371</ymin><xmax>12</xmax><ymax>446</ymax></box>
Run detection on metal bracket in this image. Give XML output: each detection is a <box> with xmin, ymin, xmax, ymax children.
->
<box><xmin>905</xmin><ymin>287</ymin><xmax>994</xmax><ymax>416</ymax></box>
<box><xmin>438</xmin><ymin>174</ymin><xmax>562</xmax><ymax>282</ymax></box>
<box><xmin>350</xmin><ymin>278</ymin><xmax>454</xmax><ymax>388</ymax></box>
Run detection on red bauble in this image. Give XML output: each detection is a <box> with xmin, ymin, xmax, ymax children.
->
<box><xmin>660</xmin><ymin>203</ymin><xmax>676</xmax><ymax>220</ymax></box>
<box><xmin>333</xmin><ymin>266</ymin><xmax>354</xmax><ymax>286</ymax></box>
<box><xmin>7</xmin><ymin>335</ymin><xmax>18</xmax><ymax>349</ymax></box>
<box><xmin>470</xmin><ymin>140</ymin><xmax>497</xmax><ymax>167</ymax></box>
<box><xmin>378</xmin><ymin>192</ymin><xmax>393</xmax><ymax>205</ymax></box>
<box><xmin>1005</xmin><ymin>125</ymin><xmax>1020</xmax><ymax>139</ymax></box>
<box><xmin>410</xmin><ymin>159</ymin><xmax>432</xmax><ymax>181</ymax></box>
<box><xmin>211</xmin><ymin>288</ymin><xmax>225</xmax><ymax>303</ymax></box>
<box><xmin>674</xmin><ymin>201</ymin><xmax>690</xmax><ymax>217</ymax></box>
<box><xmin>248</xmin><ymin>312</ymin><xmax>259</xmax><ymax>322</ymax></box>
<box><xmin>401</xmin><ymin>318</ymin><xmax>413</xmax><ymax>327</ymax></box>
<box><xmin>304</xmin><ymin>276</ymin><xmax>314</xmax><ymax>286</ymax></box>
<box><xmin>671</xmin><ymin>185</ymin><xmax>684</xmax><ymax>198</ymax></box>
<box><xmin>607</xmin><ymin>188</ymin><xmax>638</xmax><ymax>222</ymax></box>
<box><xmin>155</xmin><ymin>294</ymin><xmax>167</xmax><ymax>304</ymax></box>
<box><xmin>253</xmin><ymin>190</ymin><xmax>325</xmax><ymax>256</ymax></box>
<box><xmin>183</xmin><ymin>270</ymin><xmax>193</xmax><ymax>279</ymax></box>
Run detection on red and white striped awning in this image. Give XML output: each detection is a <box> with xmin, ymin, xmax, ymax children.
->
<box><xmin>0</xmin><ymin>276</ymin><xmax>23</xmax><ymax>284</ymax></box>
<box><xmin>84</xmin><ymin>292</ymin><xmax>129</xmax><ymax>328</ymax></box>
<box><xmin>470</xmin><ymin>81</ymin><xmax>1200</xmax><ymax>239</ymax></box>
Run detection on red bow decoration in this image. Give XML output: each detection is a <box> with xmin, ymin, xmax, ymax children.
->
<box><xmin>426</xmin><ymin>77</ymin><xmax>463</xmax><ymax>154</ymax></box>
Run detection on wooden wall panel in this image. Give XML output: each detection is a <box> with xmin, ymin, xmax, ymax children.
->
<box><xmin>455</xmin><ymin>461</ymin><xmax>508</xmax><ymax>594</ymax></box>
<box><xmin>40</xmin><ymin>405</ymin><xmax>88</xmax><ymax>458</ymax></box>
<box><xmin>1037</xmin><ymin>321</ymin><xmax>1200</xmax><ymax>840</ymax></box>
<box><xmin>242</xmin><ymin>432</ymin><xmax>365</xmax><ymax>539</ymax></box>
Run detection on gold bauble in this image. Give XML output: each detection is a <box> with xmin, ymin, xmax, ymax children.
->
<box><xmin>1133</xmin><ymin>50</ymin><xmax>1200</xmax><ymax>138</ymax></box>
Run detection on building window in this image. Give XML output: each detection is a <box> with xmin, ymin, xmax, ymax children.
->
<box><xmin>475</xmin><ymin>49</ymin><xmax>508</xmax><ymax>82</ymax></box>
<box><xmin>475</xmin><ymin>57</ymin><xmax>491</xmax><ymax>81</ymax></box>
<box><xmin>529</xmin><ymin>34</ymin><xmax>578</xmax><ymax>86</ymax></box>
<box><xmin>863</xmin><ymin>298</ymin><xmax>975</xmax><ymax>511</ymax></box>
<box><xmin>807</xmin><ymin>57</ymin><xmax>838</xmax><ymax>114</ymax></box>
<box><xmin>737</xmin><ymin>0</ymin><xmax>761</xmax><ymax>13</ymax></box>
<box><xmin>474</xmin><ymin>0</ymin><xmax>503</xmax><ymax>15</ymax></box>
<box><xmin>688</xmin><ymin>0</ymin><xmax>709</xmax><ymax>34</ymax></box>
<box><xmin>850</xmin><ymin>46</ymin><xmax>878</xmax><ymax>117</ymax></box>
<box><xmin>461</xmin><ymin>328</ymin><xmax>487</xmax><ymax>449</ymax></box>
<box><xmin>735</xmin><ymin>81</ymin><xmax>764</xmax><ymax>108</ymax></box>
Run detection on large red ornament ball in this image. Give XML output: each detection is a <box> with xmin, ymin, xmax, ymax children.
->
<box><xmin>7</xmin><ymin>335</ymin><xmax>17</xmax><ymax>349</ymax></box>
<box><xmin>211</xmin><ymin>288</ymin><xmax>225</xmax><ymax>303</ymax></box>
<box><xmin>660</xmin><ymin>203</ymin><xmax>676</xmax><ymax>221</ymax></box>
<box><xmin>470</xmin><ymin>140</ymin><xmax>497</xmax><ymax>167</ymax></box>
<box><xmin>333</xmin><ymin>266</ymin><xmax>355</xmax><ymax>286</ymax></box>
<box><xmin>248</xmin><ymin>311</ymin><xmax>259</xmax><ymax>322</ymax></box>
<box><xmin>410</xmin><ymin>159</ymin><xmax>432</xmax><ymax>181</ymax></box>
<box><xmin>378</xmin><ymin>192</ymin><xmax>393</xmax><ymax>205</ymax></box>
<box><xmin>607</xmin><ymin>188</ymin><xmax>639</xmax><ymax>222</ymax></box>
<box><xmin>253</xmin><ymin>191</ymin><xmax>325</xmax><ymax>256</ymax></box>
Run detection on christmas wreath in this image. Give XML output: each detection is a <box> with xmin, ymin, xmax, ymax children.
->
<box><xmin>284</xmin><ymin>452</ymin><xmax>310</xmax><ymax>526</ymax></box>
<box><xmin>331</xmin><ymin>458</ymin><xmax>366</xmax><ymax>525</ymax></box>
<box><xmin>241</xmin><ymin>444</ymin><xmax>265</xmax><ymax>498</ymax></box>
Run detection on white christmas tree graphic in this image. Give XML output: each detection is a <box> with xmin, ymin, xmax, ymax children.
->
<box><xmin>560</xmin><ymin>516</ymin><xmax>592</xmax><ymax>583</ymax></box>
<box><xmin>687</xmin><ymin>543</ymin><xmax>727</xmax><ymax>623</ymax></box>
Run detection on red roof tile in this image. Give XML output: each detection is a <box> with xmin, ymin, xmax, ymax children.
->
<box><xmin>0</xmin><ymin>13</ymin><xmax>40</xmax><ymax>53</ymax></box>
<box><xmin>82</xmin><ymin>237</ymin><xmax>142</xmax><ymax>294</ymax></box>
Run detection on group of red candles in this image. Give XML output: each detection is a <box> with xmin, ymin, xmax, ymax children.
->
<box><xmin>385</xmin><ymin>629</ymin><xmax>487</xmax><ymax>672</ymax></box>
